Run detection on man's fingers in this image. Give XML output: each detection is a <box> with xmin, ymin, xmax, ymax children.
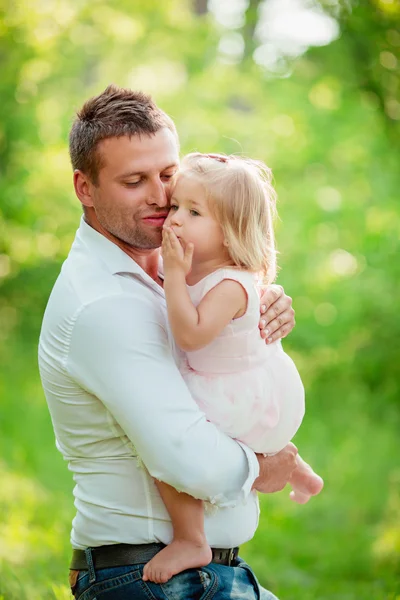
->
<box><xmin>253</xmin><ymin>442</ymin><xmax>298</xmax><ymax>494</ymax></box>
<box><xmin>264</xmin><ymin>323</ymin><xmax>294</xmax><ymax>344</ymax></box>
<box><xmin>258</xmin><ymin>283</ymin><xmax>295</xmax><ymax>342</ymax></box>
<box><xmin>260</xmin><ymin>321</ymin><xmax>293</xmax><ymax>343</ymax></box>
<box><xmin>260</xmin><ymin>309</ymin><xmax>295</xmax><ymax>337</ymax></box>
<box><xmin>259</xmin><ymin>306</ymin><xmax>295</xmax><ymax>333</ymax></box>
<box><xmin>261</xmin><ymin>301</ymin><xmax>294</xmax><ymax>327</ymax></box>
<box><xmin>259</xmin><ymin>284</ymin><xmax>284</xmax><ymax>311</ymax></box>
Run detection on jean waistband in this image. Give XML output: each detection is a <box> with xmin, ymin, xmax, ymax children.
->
<box><xmin>70</xmin><ymin>542</ymin><xmax>239</xmax><ymax>571</ymax></box>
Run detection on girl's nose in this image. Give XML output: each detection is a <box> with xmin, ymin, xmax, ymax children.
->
<box><xmin>169</xmin><ymin>211</ymin><xmax>182</xmax><ymax>226</ymax></box>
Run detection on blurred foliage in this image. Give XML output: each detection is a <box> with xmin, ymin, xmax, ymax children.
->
<box><xmin>0</xmin><ymin>0</ymin><xmax>399</xmax><ymax>598</ymax></box>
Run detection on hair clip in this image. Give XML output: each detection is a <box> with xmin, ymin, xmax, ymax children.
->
<box><xmin>205</xmin><ymin>153</ymin><xmax>229</xmax><ymax>163</ymax></box>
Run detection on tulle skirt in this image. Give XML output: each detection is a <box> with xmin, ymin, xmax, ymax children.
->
<box><xmin>181</xmin><ymin>351</ymin><xmax>305</xmax><ymax>454</ymax></box>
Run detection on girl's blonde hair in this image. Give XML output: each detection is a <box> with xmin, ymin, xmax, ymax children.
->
<box><xmin>180</xmin><ymin>152</ymin><xmax>278</xmax><ymax>284</ymax></box>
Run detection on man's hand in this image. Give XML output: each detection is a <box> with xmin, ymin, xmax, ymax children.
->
<box><xmin>259</xmin><ymin>284</ymin><xmax>295</xmax><ymax>344</ymax></box>
<box><xmin>252</xmin><ymin>443</ymin><xmax>298</xmax><ymax>493</ymax></box>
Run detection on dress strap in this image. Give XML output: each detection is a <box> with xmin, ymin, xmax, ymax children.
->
<box><xmin>201</xmin><ymin>270</ymin><xmax>261</xmax><ymax>321</ymax></box>
<box><xmin>197</xmin><ymin>268</ymin><xmax>254</xmax><ymax>298</ymax></box>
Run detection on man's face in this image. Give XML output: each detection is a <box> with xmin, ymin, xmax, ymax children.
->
<box><xmin>89</xmin><ymin>129</ymin><xmax>180</xmax><ymax>249</ymax></box>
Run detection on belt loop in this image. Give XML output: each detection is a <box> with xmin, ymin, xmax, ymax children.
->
<box><xmin>228</xmin><ymin>548</ymin><xmax>234</xmax><ymax>566</ymax></box>
<box><xmin>84</xmin><ymin>548</ymin><xmax>96</xmax><ymax>583</ymax></box>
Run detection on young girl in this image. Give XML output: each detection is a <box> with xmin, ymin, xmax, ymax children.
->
<box><xmin>142</xmin><ymin>153</ymin><xmax>323</xmax><ymax>584</ymax></box>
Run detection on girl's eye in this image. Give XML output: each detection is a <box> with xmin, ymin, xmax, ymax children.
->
<box><xmin>126</xmin><ymin>181</ymin><xmax>141</xmax><ymax>187</ymax></box>
<box><xmin>170</xmin><ymin>204</ymin><xmax>179</xmax><ymax>211</ymax></box>
<box><xmin>190</xmin><ymin>210</ymin><xmax>200</xmax><ymax>217</ymax></box>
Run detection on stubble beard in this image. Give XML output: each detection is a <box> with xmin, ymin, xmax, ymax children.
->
<box><xmin>101</xmin><ymin>213</ymin><xmax>162</xmax><ymax>250</ymax></box>
<box><xmin>125</xmin><ymin>225</ymin><xmax>162</xmax><ymax>250</ymax></box>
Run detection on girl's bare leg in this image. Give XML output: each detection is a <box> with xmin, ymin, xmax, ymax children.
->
<box><xmin>142</xmin><ymin>480</ymin><xmax>212</xmax><ymax>584</ymax></box>
<box><xmin>289</xmin><ymin>455</ymin><xmax>324</xmax><ymax>504</ymax></box>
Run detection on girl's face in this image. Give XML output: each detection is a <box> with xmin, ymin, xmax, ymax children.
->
<box><xmin>165</xmin><ymin>173</ymin><xmax>228</xmax><ymax>265</ymax></box>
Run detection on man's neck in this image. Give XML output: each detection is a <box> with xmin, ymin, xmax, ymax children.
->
<box><xmin>83</xmin><ymin>215</ymin><xmax>162</xmax><ymax>285</ymax></box>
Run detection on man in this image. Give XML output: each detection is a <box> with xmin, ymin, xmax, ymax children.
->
<box><xmin>39</xmin><ymin>84</ymin><xmax>297</xmax><ymax>599</ymax></box>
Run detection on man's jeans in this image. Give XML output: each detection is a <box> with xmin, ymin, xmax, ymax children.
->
<box><xmin>70</xmin><ymin>558</ymin><xmax>278</xmax><ymax>599</ymax></box>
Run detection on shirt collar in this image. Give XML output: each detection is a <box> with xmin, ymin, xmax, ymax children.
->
<box><xmin>75</xmin><ymin>217</ymin><xmax>164</xmax><ymax>293</ymax></box>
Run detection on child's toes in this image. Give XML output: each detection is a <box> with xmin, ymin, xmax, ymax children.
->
<box><xmin>290</xmin><ymin>489</ymin><xmax>310</xmax><ymax>504</ymax></box>
<box><xmin>156</xmin><ymin>569</ymin><xmax>164</xmax><ymax>584</ymax></box>
<box><xmin>143</xmin><ymin>564</ymin><xmax>155</xmax><ymax>582</ymax></box>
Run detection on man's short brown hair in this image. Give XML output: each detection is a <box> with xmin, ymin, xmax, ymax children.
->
<box><xmin>69</xmin><ymin>84</ymin><xmax>178</xmax><ymax>184</ymax></box>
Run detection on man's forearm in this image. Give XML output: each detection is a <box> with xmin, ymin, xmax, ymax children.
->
<box><xmin>67</xmin><ymin>293</ymin><xmax>259</xmax><ymax>507</ymax></box>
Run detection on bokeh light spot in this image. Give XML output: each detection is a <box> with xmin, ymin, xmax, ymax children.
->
<box><xmin>379</xmin><ymin>51</ymin><xmax>398</xmax><ymax>70</ymax></box>
<box><xmin>316</xmin><ymin>186</ymin><xmax>342</xmax><ymax>211</ymax></box>
<box><xmin>329</xmin><ymin>249</ymin><xmax>358</xmax><ymax>276</ymax></box>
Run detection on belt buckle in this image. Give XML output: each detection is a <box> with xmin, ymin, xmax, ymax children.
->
<box><xmin>228</xmin><ymin>548</ymin><xmax>235</xmax><ymax>566</ymax></box>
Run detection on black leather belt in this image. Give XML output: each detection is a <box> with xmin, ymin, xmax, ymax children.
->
<box><xmin>70</xmin><ymin>543</ymin><xmax>239</xmax><ymax>570</ymax></box>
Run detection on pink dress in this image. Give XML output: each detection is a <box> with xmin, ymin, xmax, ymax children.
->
<box><xmin>180</xmin><ymin>268</ymin><xmax>305</xmax><ymax>454</ymax></box>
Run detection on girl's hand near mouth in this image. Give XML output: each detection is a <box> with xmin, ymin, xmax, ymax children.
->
<box><xmin>162</xmin><ymin>226</ymin><xmax>194</xmax><ymax>277</ymax></box>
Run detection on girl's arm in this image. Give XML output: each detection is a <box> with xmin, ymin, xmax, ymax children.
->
<box><xmin>162</xmin><ymin>227</ymin><xmax>247</xmax><ymax>352</ymax></box>
<box><xmin>164</xmin><ymin>274</ymin><xmax>246</xmax><ymax>352</ymax></box>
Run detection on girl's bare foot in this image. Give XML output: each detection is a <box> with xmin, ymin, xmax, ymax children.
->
<box><xmin>289</xmin><ymin>456</ymin><xmax>324</xmax><ymax>504</ymax></box>
<box><xmin>142</xmin><ymin>538</ymin><xmax>212</xmax><ymax>584</ymax></box>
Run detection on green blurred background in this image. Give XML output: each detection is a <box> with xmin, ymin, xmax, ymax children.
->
<box><xmin>0</xmin><ymin>0</ymin><xmax>399</xmax><ymax>598</ymax></box>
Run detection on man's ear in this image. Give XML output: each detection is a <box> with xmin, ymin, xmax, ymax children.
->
<box><xmin>73</xmin><ymin>170</ymin><xmax>95</xmax><ymax>209</ymax></box>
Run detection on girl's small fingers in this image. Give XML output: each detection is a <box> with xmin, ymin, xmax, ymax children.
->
<box><xmin>168</xmin><ymin>227</ymin><xmax>178</xmax><ymax>242</ymax></box>
<box><xmin>185</xmin><ymin>242</ymin><xmax>194</xmax><ymax>262</ymax></box>
<box><xmin>170</xmin><ymin>232</ymin><xmax>181</xmax><ymax>251</ymax></box>
<box><xmin>164</xmin><ymin>228</ymin><xmax>173</xmax><ymax>249</ymax></box>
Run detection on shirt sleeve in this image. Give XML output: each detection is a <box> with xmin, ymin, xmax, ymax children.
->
<box><xmin>66</xmin><ymin>290</ymin><xmax>259</xmax><ymax>508</ymax></box>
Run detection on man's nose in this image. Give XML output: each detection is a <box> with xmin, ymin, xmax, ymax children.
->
<box><xmin>148</xmin><ymin>178</ymin><xmax>168</xmax><ymax>207</ymax></box>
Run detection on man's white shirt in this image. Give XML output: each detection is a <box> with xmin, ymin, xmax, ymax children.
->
<box><xmin>39</xmin><ymin>217</ymin><xmax>260</xmax><ymax>550</ymax></box>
